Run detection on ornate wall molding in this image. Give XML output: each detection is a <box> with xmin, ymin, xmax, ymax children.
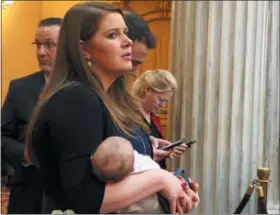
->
<box><xmin>145</xmin><ymin>17</ymin><xmax>170</xmax><ymax>24</ymax></box>
<box><xmin>118</xmin><ymin>0</ymin><xmax>171</xmax><ymax>22</ymax></box>
<box><xmin>141</xmin><ymin>0</ymin><xmax>171</xmax><ymax>21</ymax></box>
<box><xmin>140</xmin><ymin>9</ymin><xmax>171</xmax><ymax>23</ymax></box>
<box><xmin>158</xmin><ymin>0</ymin><xmax>171</xmax><ymax>17</ymax></box>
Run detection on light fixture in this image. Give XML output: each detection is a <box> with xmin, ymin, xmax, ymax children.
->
<box><xmin>1</xmin><ymin>1</ymin><xmax>14</xmax><ymax>10</ymax></box>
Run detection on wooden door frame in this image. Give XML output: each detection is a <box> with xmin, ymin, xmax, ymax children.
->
<box><xmin>141</xmin><ymin>9</ymin><xmax>171</xmax><ymax>23</ymax></box>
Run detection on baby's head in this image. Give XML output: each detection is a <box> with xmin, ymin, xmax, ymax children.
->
<box><xmin>91</xmin><ymin>136</ymin><xmax>134</xmax><ymax>183</ymax></box>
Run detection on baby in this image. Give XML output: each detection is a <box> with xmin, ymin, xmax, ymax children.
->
<box><xmin>90</xmin><ymin>136</ymin><xmax>165</xmax><ymax>214</ymax></box>
<box><xmin>91</xmin><ymin>136</ymin><xmax>199</xmax><ymax>214</ymax></box>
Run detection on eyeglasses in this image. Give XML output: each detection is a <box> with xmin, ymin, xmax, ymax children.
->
<box><xmin>158</xmin><ymin>97</ymin><xmax>167</xmax><ymax>103</ymax></box>
<box><xmin>32</xmin><ymin>40</ymin><xmax>56</xmax><ymax>50</ymax></box>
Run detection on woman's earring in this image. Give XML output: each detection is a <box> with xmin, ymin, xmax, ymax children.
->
<box><xmin>87</xmin><ymin>60</ymin><xmax>92</xmax><ymax>67</ymax></box>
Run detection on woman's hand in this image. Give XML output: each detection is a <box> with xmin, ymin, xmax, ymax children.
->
<box><xmin>158</xmin><ymin>171</ymin><xmax>194</xmax><ymax>214</ymax></box>
<box><xmin>175</xmin><ymin>184</ymin><xmax>199</xmax><ymax>213</ymax></box>
<box><xmin>169</xmin><ymin>144</ymin><xmax>189</xmax><ymax>159</ymax></box>
<box><xmin>177</xmin><ymin>175</ymin><xmax>200</xmax><ymax>213</ymax></box>
<box><xmin>150</xmin><ymin>136</ymin><xmax>189</xmax><ymax>161</ymax></box>
<box><xmin>149</xmin><ymin>136</ymin><xmax>171</xmax><ymax>161</ymax></box>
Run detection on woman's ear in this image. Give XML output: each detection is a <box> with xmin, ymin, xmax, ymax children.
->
<box><xmin>144</xmin><ymin>87</ymin><xmax>150</xmax><ymax>96</ymax></box>
<box><xmin>80</xmin><ymin>40</ymin><xmax>92</xmax><ymax>60</ymax></box>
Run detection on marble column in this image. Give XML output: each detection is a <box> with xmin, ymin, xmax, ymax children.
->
<box><xmin>168</xmin><ymin>1</ymin><xmax>279</xmax><ymax>214</ymax></box>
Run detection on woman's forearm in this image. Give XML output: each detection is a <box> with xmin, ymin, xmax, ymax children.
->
<box><xmin>100</xmin><ymin>169</ymin><xmax>164</xmax><ymax>213</ymax></box>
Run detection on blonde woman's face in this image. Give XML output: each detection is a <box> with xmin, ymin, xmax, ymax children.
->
<box><xmin>143</xmin><ymin>90</ymin><xmax>173</xmax><ymax>113</ymax></box>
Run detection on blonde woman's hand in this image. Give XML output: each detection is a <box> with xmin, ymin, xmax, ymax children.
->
<box><xmin>149</xmin><ymin>136</ymin><xmax>172</xmax><ymax>161</ymax></box>
<box><xmin>168</xmin><ymin>143</ymin><xmax>189</xmax><ymax>159</ymax></box>
<box><xmin>149</xmin><ymin>136</ymin><xmax>171</xmax><ymax>148</ymax></box>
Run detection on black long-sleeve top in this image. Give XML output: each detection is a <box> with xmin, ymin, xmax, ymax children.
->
<box><xmin>32</xmin><ymin>83</ymin><xmax>153</xmax><ymax>213</ymax></box>
<box><xmin>144</xmin><ymin>114</ymin><xmax>167</xmax><ymax>169</ymax></box>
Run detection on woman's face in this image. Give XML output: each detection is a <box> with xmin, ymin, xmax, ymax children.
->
<box><xmin>84</xmin><ymin>12</ymin><xmax>133</xmax><ymax>76</ymax></box>
<box><xmin>142</xmin><ymin>90</ymin><xmax>173</xmax><ymax>114</ymax></box>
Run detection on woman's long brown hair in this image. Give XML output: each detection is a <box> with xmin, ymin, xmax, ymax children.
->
<box><xmin>25</xmin><ymin>2</ymin><xmax>149</xmax><ymax>165</ymax></box>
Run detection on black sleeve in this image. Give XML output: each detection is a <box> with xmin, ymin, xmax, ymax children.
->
<box><xmin>1</xmin><ymin>81</ymin><xmax>25</xmax><ymax>168</ymax></box>
<box><xmin>148</xmin><ymin>120</ymin><xmax>167</xmax><ymax>169</ymax></box>
<box><xmin>47</xmin><ymin>86</ymin><xmax>106</xmax><ymax>213</ymax></box>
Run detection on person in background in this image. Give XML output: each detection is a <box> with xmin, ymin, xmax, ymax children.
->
<box><xmin>1</xmin><ymin>17</ymin><xmax>62</xmax><ymax>214</ymax></box>
<box><xmin>132</xmin><ymin>69</ymin><xmax>188</xmax><ymax>169</ymax></box>
<box><xmin>123</xmin><ymin>11</ymin><xmax>188</xmax><ymax>169</ymax></box>
<box><xmin>25</xmin><ymin>2</ymin><xmax>199</xmax><ymax>214</ymax></box>
<box><xmin>123</xmin><ymin>9</ymin><xmax>156</xmax><ymax>73</ymax></box>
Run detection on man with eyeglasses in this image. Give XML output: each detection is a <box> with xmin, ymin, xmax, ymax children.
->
<box><xmin>1</xmin><ymin>17</ymin><xmax>62</xmax><ymax>214</ymax></box>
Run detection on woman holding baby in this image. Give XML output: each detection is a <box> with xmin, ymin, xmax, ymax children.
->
<box><xmin>25</xmin><ymin>2</ymin><xmax>199</xmax><ymax>214</ymax></box>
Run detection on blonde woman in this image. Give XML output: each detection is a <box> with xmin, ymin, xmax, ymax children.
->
<box><xmin>132</xmin><ymin>69</ymin><xmax>189</xmax><ymax>169</ymax></box>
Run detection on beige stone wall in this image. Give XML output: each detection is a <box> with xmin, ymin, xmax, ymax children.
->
<box><xmin>168</xmin><ymin>1</ymin><xmax>279</xmax><ymax>214</ymax></box>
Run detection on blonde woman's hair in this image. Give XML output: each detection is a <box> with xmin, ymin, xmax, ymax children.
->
<box><xmin>132</xmin><ymin>69</ymin><xmax>177</xmax><ymax>99</ymax></box>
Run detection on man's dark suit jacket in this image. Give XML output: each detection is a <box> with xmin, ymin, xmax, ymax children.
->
<box><xmin>1</xmin><ymin>71</ymin><xmax>45</xmax><ymax>213</ymax></box>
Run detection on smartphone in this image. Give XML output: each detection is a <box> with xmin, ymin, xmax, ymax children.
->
<box><xmin>159</xmin><ymin>139</ymin><xmax>196</xmax><ymax>151</ymax></box>
<box><xmin>174</xmin><ymin>168</ymin><xmax>194</xmax><ymax>190</ymax></box>
<box><xmin>181</xmin><ymin>170</ymin><xmax>194</xmax><ymax>190</ymax></box>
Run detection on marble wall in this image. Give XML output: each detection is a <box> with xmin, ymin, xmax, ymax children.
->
<box><xmin>167</xmin><ymin>1</ymin><xmax>279</xmax><ymax>214</ymax></box>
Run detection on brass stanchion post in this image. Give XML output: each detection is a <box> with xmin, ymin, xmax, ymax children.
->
<box><xmin>256</xmin><ymin>185</ymin><xmax>268</xmax><ymax>214</ymax></box>
<box><xmin>257</xmin><ymin>167</ymin><xmax>270</xmax><ymax>213</ymax></box>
